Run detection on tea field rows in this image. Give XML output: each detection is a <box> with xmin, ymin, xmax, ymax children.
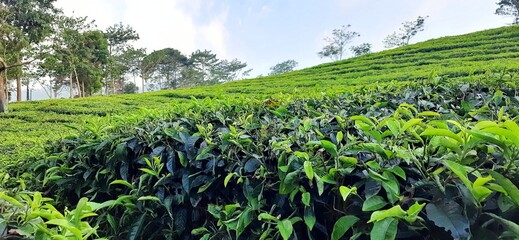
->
<box><xmin>2</xmin><ymin>25</ymin><xmax>519</xmax><ymax>167</ymax></box>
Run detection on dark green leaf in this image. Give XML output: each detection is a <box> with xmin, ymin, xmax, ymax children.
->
<box><xmin>370</xmin><ymin>217</ymin><xmax>398</xmax><ymax>240</ymax></box>
<box><xmin>363</xmin><ymin>196</ymin><xmax>388</xmax><ymax>211</ymax></box>
<box><xmin>425</xmin><ymin>200</ymin><xmax>469</xmax><ymax>239</ymax></box>
<box><xmin>331</xmin><ymin>215</ymin><xmax>359</xmax><ymax>240</ymax></box>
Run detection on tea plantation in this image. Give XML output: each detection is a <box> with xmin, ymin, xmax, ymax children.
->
<box><xmin>1</xmin><ymin>26</ymin><xmax>519</xmax><ymax>239</ymax></box>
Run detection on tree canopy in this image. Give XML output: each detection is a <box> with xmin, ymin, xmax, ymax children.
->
<box><xmin>496</xmin><ymin>0</ymin><xmax>519</xmax><ymax>25</ymax></box>
<box><xmin>383</xmin><ymin>16</ymin><xmax>428</xmax><ymax>48</ymax></box>
<box><xmin>269</xmin><ymin>60</ymin><xmax>298</xmax><ymax>75</ymax></box>
<box><xmin>318</xmin><ymin>25</ymin><xmax>360</xmax><ymax>61</ymax></box>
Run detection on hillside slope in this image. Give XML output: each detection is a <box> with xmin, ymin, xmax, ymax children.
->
<box><xmin>2</xmin><ymin>25</ymin><xmax>519</xmax><ymax>166</ymax></box>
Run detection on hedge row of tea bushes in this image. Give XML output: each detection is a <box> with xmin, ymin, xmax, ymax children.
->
<box><xmin>2</xmin><ymin>25</ymin><xmax>519</xmax><ymax>168</ymax></box>
<box><xmin>1</xmin><ymin>77</ymin><xmax>514</xmax><ymax>239</ymax></box>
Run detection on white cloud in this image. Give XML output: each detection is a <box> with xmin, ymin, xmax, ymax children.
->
<box><xmin>55</xmin><ymin>0</ymin><xmax>230</xmax><ymax>57</ymax></box>
<box><xmin>197</xmin><ymin>9</ymin><xmax>229</xmax><ymax>58</ymax></box>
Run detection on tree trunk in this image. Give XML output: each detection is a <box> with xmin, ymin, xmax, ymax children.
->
<box><xmin>26</xmin><ymin>81</ymin><xmax>30</xmax><ymax>101</ymax></box>
<box><xmin>73</xmin><ymin>66</ymin><xmax>81</xmax><ymax>98</ymax></box>
<box><xmin>16</xmin><ymin>57</ymin><xmax>21</xmax><ymax>102</ymax></box>
<box><xmin>111</xmin><ymin>78</ymin><xmax>115</xmax><ymax>94</ymax></box>
<box><xmin>0</xmin><ymin>59</ymin><xmax>8</xmax><ymax>113</ymax></box>
<box><xmin>142</xmin><ymin>77</ymin><xmax>145</xmax><ymax>93</ymax></box>
<box><xmin>82</xmin><ymin>81</ymin><xmax>85</xmax><ymax>97</ymax></box>
<box><xmin>69</xmin><ymin>71</ymin><xmax>74</xmax><ymax>98</ymax></box>
<box><xmin>0</xmin><ymin>73</ymin><xmax>7</xmax><ymax>113</ymax></box>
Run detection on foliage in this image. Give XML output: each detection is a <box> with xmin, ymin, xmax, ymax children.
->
<box><xmin>269</xmin><ymin>60</ymin><xmax>298</xmax><ymax>76</ymax></box>
<box><xmin>383</xmin><ymin>16</ymin><xmax>428</xmax><ymax>48</ymax></box>
<box><xmin>318</xmin><ymin>24</ymin><xmax>360</xmax><ymax>61</ymax></box>
<box><xmin>35</xmin><ymin>77</ymin><xmax>519</xmax><ymax>239</ymax></box>
<box><xmin>350</xmin><ymin>43</ymin><xmax>372</xmax><ymax>57</ymax></box>
<box><xmin>0</xmin><ymin>175</ymin><xmax>106</xmax><ymax>239</ymax></box>
<box><xmin>104</xmin><ymin>22</ymin><xmax>140</xmax><ymax>94</ymax></box>
<box><xmin>496</xmin><ymin>0</ymin><xmax>519</xmax><ymax>25</ymax></box>
<box><xmin>123</xmin><ymin>82</ymin><xmax>138</xmax><ymax>94</ymax></box>
<box><xmin>3</xmin><ymin>25</ymin><xmax>519</xmax><ymax>169</ymax></box>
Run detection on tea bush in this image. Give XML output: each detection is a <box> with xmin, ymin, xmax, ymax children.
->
<box><xmin>35</xmin><ymin>78</ymin><xmax>519</xmax><ymax>239</ymax></box>
<box><xmin>3</xmin><ymin>25</ymin><xmax>519</xmax><ymax>168</ymax></box>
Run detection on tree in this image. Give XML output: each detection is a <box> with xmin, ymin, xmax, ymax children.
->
<box><xmin>350</xmin><ymin>43</ymin><xmax>372</xmax><ymax>57</ymax></box>
<box><xmin>0</xmin><ymin>0</ymin><xmax>57</xmax><ymax>102</ymax></box>
<box><xmin>122</xmin><ymin>82</ymin><xmax>138</xmax><ymax>94</ymax></box>
<box><xmin>104</xmin><ymin>23</ymin><xmax>139</xmax><ymax>94</ymax></box>
<box><xmin>318</xmin><ymin>25</ymin><xmax>360</xmax><ymax>61</ymax></box>
<box><xmin>496</xmin><ymin>0</ymin><xmax>519</xmax><ymax>25</ymax></box>
<box><xmin>212</xmin><ymin>59</ymin><xmax>248</xmax><ymax>82</ymax></box>
<box><xmin>383</xmin><ymin>16</ymin><xmax>428</xmax><ymax>48</ymax></box>
<box><xmin>74</xmin><ymin>30</ymin><xmax>109</xmax><ymax>96</ymax></box>
<box><xmin>269</xmin><ymin>60</ymin><xmax>298</xmax><ymax>75</ymax></box>
<box><xmin>119</xmin><ymin>47</ymin><xmax>146</xmax><ymax>91</ymax></box>
<box><xmin>145</xmin><ymin>48</ymin><xmax>189</xmax><ymax>89</ymax></box>
<box><xmin>41</xmin><ymin>15</ymin><xmax>109</xmax><ymax>97</ymax></box>
<box><xmin>43</xmin><ymin>15</ymin><xmax>92</xmax><ymax>98</ymax></box>
<box><xmin>189</xmin><ymin>50</ymin><xmax>219</xmax><ymax>85</ymax></box>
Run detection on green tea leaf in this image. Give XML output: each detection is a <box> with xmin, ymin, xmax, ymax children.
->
<box><xmin>487</xmin><ymin>170</ymin><xmax>519</xmax><ymax>206</ymax></box>
<box><xmin>443</xmin><ymin>160</ymin><xmax>472</xmax><ymax>192</ymax></box>
<box><xmin>331</xmin><ymin>215</ymin><xmax>359</xmax><ymax>240</ymax></box>
<box><xmin>303</xmin><ymin>161</ymin><xmax>314</xmax><ymax>180</ymax></box>
<box><xmin>224</xmin><ymin>173</ymin><xmax>235</xmax><ymax>188</ymax></box>
<box><xmin>110</xmin><ymin>180</ymin><xmax>134</xmax><ymax>189</ymax></box>
<box><xmin>421</xmin><ymin>128</ymin><xmax>463</xmax><ymax>144</ymax></box>
<box><xmin>338</xmin><ymin>156</ymin><xmax>357</xmax><ymax>167</ymax></box>
<box><xmin>237</xmin><ymin>208</ymin><xmax>254</xmax><ymax>238</ymax></box>
<box><xmin>339</xmin><ymin>186</ymin><xmax>357</xmax><ymax>201</ymax></box>
<box><xmin>302</xmin><ymin>192</ymin><xmax>311</xmax><ymax>207</ymax></box>
<box><xmin>370</xmin><ymin>217</ymin><xmax>398</xmax><ymax>240</ymax></box>
<box><xmin>177</xmin><ymin>151</ymin><xmax>187</xmax><ymax>167</ymax></box>
<box><xmin>336</xmin><ymin>131</ymin><xmax>344</xmax><ymax>143</ymax></box>
<box><xmin>137</xmin><ymin>196</ymin><xmax>160</xmax><ymax>202</ymax></box>
<box><xmin>405</xmin><ymin>202</ymin><xmax>426</xmax><ymax>223</ymax></box>
<box><xmin>387</xmin><ymin>166</ymin><xmax>406</xmax><ymax>180</ymax></box>
<box><xmin>277</xmin><ymin>219</ymin><xmax>293</xmax><ymax>240</ymax></box>
<box><xmin>315</xmin><ymin>175</ymin><xmax>325</xmax><ymax>196</ymax></box>
<box><xmin>321</xmin><ymin>140</ymin><xmax>338</xmax><ymax>158</ymax></box>
<box><xmin>401</xmin><ymin>118</ymin><xmax>423</xmax><ymax>133</ymax></box>
<box><xmin>258</xmin><ymin>213</ymin><xmax>277</xmax><ymax>222</ymax></box>
<box><xmin>484</xmin><ymin>212</ymin><xmax>519</xmax><ymax>235</ymax></box>
<box><xmin>0</xmin><ymin>192</ymin><xmax>24</xmax><ymax>208</ymax></box>
<box><xmin>368</xmin><ymin>205</ymin><xmax>406</xmax><ymax>223</ymax></box>
<box><xmin>363</xmin><ymin>196</ymin><xmax>388</xmax><ymax>211</ymax></box>
<box><xmin>304</xmin><ymin>206</ymin><xmax>316</xmax><ymax>230</ymax></box>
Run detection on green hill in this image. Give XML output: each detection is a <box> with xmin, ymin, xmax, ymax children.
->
<box><xmin>2</xmin><ymin>25</ymin><xmax>519</xmax><ymax>240</ymax></box>
<box><xmin>2</xmin><ymin>25</ymin><xmax>519</xmax><ymax>166</ymax></box>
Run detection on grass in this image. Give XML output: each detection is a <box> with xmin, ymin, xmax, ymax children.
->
<box><xmin>2</xmin><ymin>25</ymin><xmax>519</xmax><ymax>166</ymax></box>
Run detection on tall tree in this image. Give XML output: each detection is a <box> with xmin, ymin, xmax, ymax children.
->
<box><xmin>104</xmin><ymin>23</ymin><xmax>139</xmax><ymax>94</ymax></box>
<box><xmin>120</xmin><ymin>47</ymin><xmax>146</xmax><ymax>88</ymax></box>
<box><xmin>496</xmin><ymin>0</ymin><xmax>519</xmax><ymax>25</ymax></box>
<box><xmin>269</xmin><ymin>60</ymin><xmax>298</xmax><ymax>75</ymax></box>
<box><xmin>318</xmin><ymin>25</ymin><xmax>360</xmax><ymax>61</ymax></box>
<box><xmin>189</xmin><ymin>50</ymin><xmax>219</xmax><ymax>85</ymax></box>
<box><xmin>43</xmin><ymin>15</ymin><xmax>91</xmax><ymax>98</ymax></box>
<box><xmin>75</xmin><ymin>30</ymin><xmax>109</xmax><ymax>96</ymax></box>
<box><xmin>350</xmin><ymin>43</ymin><xmax>372</xmax><ymax>57</ymax></box>
<box><xmin>212</xmin><ymin>59</ymin><xmax>248</xmax><ymax>82</ymax></box>
<box><xmin>383</xmin><ymin>16</ymin><xmax>428</xmax><ymax>48</ymax></box>
<box><xmin>0</xmin><ymin>0</ymin><xmax>57</xmax><ymax>102</ymax></box>
<box><xmin>145</xmin><ymin>48</ymin><xmax>189</xmax><ymax>89</ymax></box>
<box><xmin>42</xmin><ymin>15</ymin><xmax>108</xmax><ymax>97</ymax></box>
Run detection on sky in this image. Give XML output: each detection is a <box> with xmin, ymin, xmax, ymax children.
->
<box><xmin>26</xmin><ymin>0</ymin><xmax>512</xmax><ymax>100</ymax></box>
<box><xmin>52</xmin><ymin>0</ymin><xmax>512</xmax><ymax>77</ymax></box>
